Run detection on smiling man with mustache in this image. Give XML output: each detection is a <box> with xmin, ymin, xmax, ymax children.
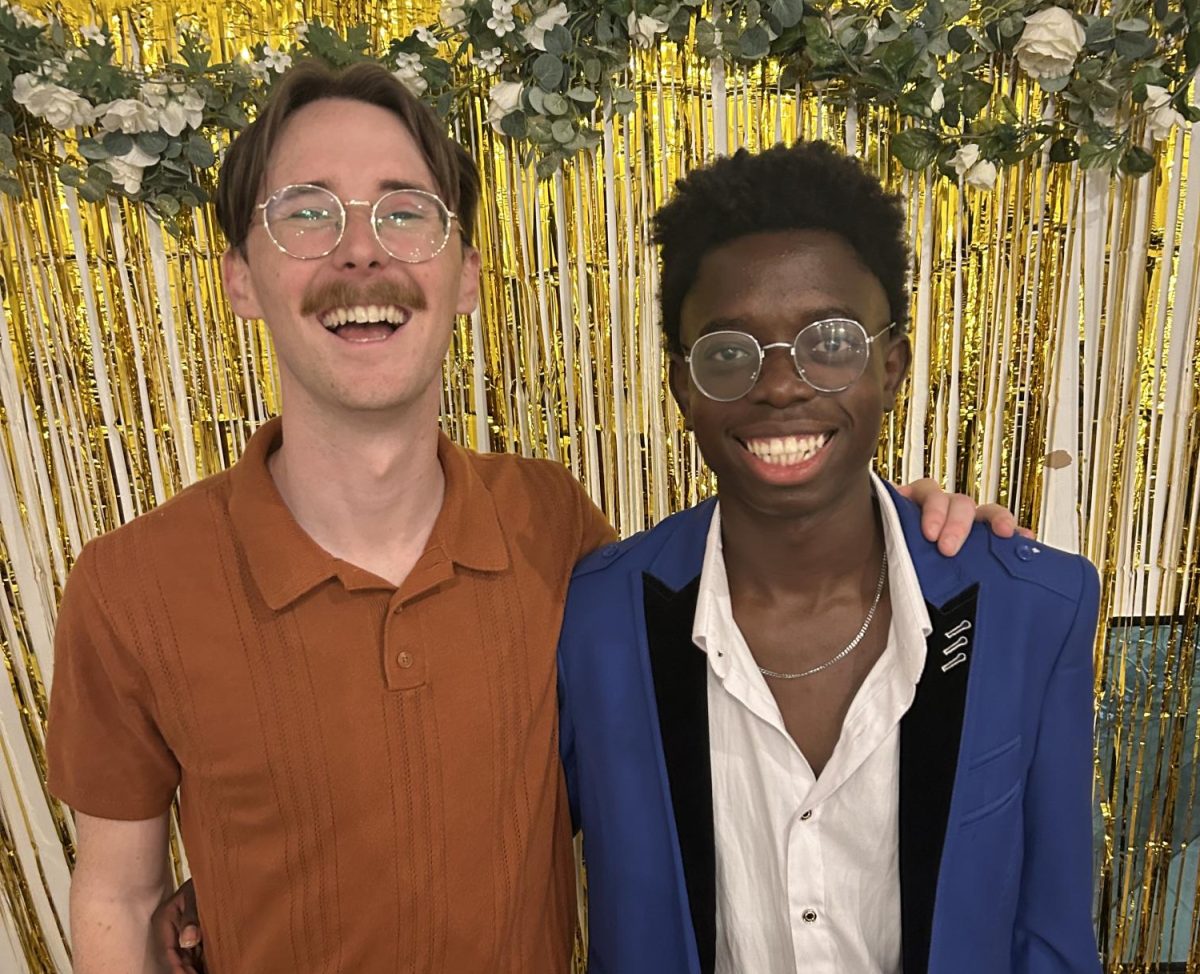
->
<box><xmin>45</xmin><ymin>64</ymin><xmax>1023</xmax><ymax>974</ymax></box>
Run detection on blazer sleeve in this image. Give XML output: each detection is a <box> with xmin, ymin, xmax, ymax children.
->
<box><xmin>1013</xmin><ymin>556</ymin><xmax>1103</xmax><ymax>974</ymax></box>
<box><xmin>557</xmin><ymin>620</ymin><xmax>582</xmax><ymax>835</ymax></box>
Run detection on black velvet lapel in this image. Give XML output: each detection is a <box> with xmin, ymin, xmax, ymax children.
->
<box><xmin>643</xmin><ymin>573</ymin><xmax>715</xmax><ymax>974</ymax></box>
<box><xmin>899</xmin><ymin>583</ymin><xmax>979</xmax><ymax>974</ymax></box>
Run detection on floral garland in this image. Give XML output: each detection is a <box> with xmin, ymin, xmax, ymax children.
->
<box><xmin>0</xmin><ymin>0</ymin><xmax>1196</xmax><ymax>228</ymax></box>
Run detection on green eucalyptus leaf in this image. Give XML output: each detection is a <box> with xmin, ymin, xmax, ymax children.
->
<box><xmin>961</xmin><ymin>77</ymin><xmax>992</xmax><ymax>116</ymax></box>
<box><xmin>1038</xmin><ymin>73</ymin><xmax>1071</xmax><ymax>93</ymax></box>
<box><xmin>533</xmin><ymin>53</ymin><xmax>565</xmax><ymax>89</ymax></box>
<box><xmin>152</xmin><ymin>195</ymin><xmax>182</xmax><ymax>217</ymax></box>
<box><xmin>78</xmin><ymin>139</ymin><xmax>109</xmax><ymax>161</ymax></box>
<box><xmin>500</xmin><ymin>111</ymin><xmax>527</xmax><ymax>138</ymax></box>
<box><xmin>1154</xmin><ymin>0</ymin><xmax>1169</xmax><ymax>20</ymax></box>
<box><xmin>1120</xmin><ymin>145</ymin><xmax>1155</xmax><ymax>174</ymax></box>
<box><xmin>0</xmin><ymin>111</ymin><xmax>14</xmax><ymax>137</ymax></box>
<box><xmin>551</xmin><ymin>119</ymin><xmax>575</xmax><ymax>143</ymax></box>
<box><xmin>583</xmin><ymin>58</ymin><xmax>603</xmax><ymax>84</ymax></box>
<box><xmin>947</xmin><ymin>25</ymin><xmax>972</xmax><ymax>53</ymax></box>
<box><xmin>1183</xmin><ymin>104</ymin><xmax>1200</xmax><ymax>123</ymax></box>
<box><xmin>57</xmin><ymin>163</ymin><xmax>83</xmax><ymax>187</ymax></box>
<box><xmin>567</xmin><ymin>86</ymin><xmax>597</xmax><ymax>103</ymax></box>
<box><xmin>1114</xmin><ymin>31</ymin><xmax>1157</xmax><ymax>60</ymax></box>
<box><xmin>803</xmin><ymin>18</ymin><xmax>841</xmax><ymax>68</ymax></box>
<box><xmin>186</xmin><ymin>136</ymin><xmax>215</xmax><ymax>167</ymax></box>
<box><xmin>891</xmin><ymin>126</ymin><xmax>940</xmax><ymax>170</ymax></box>
<box><xmin>898</xmin><ymin>90</ymin><xmax>930</xmax><ymax>118</ymax></box>
<box><xmin>102</xmin><ymin>131</ymin><xmax>133</xmax><ymax>156</ymax></box>
<box><xmin>0</xmin><ymin>175</ymin><xmax>23</xmax><ymax>198</ymax></box>
<box><xmin>527</xmin><ymin>87</ymin><xmax>546</xmax><ymax>115</ymax></box>
<box><xmin>136</xmin><ymin>131</ymin><xmax>170</xmax><ymax>155</ymax></box>
<box><xmin>543</xmin><ymin>92</ymin><xmax>569</xmax><ymax>115</ymax></box>
<box><xmin>1085</xmin><ymin>16</ymin><xmax>1116</xmax><ymax>47</ymax></box>
<box><xmin>1115</xmin><ymin>18</ymin><xmax>1150</xmax><ymax>31</ymax></box>
<box><xmin>1049</xmin><ymin>137</ymin><xmax>1080</xmax><ymax>163</ymax></box>
<box><xmin>535</xmin><ymin>155</ymin><xmax>561</xmax><ymax>180</ymax></box>
<box><xmin>768</xmin><ymin>0</ymin><xmax>802</xmax><ymax>30</ymax></box>
<box><xmin>78</xmin><ymin>180</ymin><xmax>108</xmax><ymax>203</ymax></box>
<box><xmin>997</xmin><ymin>13</ymin><xmax>1024</xmax><ymax>40</ymax></box>
<box><xmin>739</xmin><ymin>25</ymin><xmax>772</xmax><ymax>60</ymax></box>
<box><xmin>1186</xmin><ymin>30</ymin><xmax>1200</xmax><ymax>73</ymax></box>
<box><xmin>543</xmin><ymin>25</ymin><xmax>573</xmax><ymax>56</ymax></box>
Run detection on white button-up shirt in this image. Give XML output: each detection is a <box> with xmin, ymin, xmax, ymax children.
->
<box><xmin>693</xmin><ymin>474</ymin><xmax>931</xmax><ymax>974</ymax></box>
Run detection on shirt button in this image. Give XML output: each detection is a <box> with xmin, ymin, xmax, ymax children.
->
<box><xmin>799</xmin><ymin>809</ymin><xmax>812</xmax><ymax>821</ymax></box>
<box><xmin>397</xmin><ymin>652</ymin><xmax>414</xmax><ymax>668</ymax></box>
<box><xmin>802</xmin><ymin>909</ymin><xmax>818</xmax><ymax>923</ymax></box>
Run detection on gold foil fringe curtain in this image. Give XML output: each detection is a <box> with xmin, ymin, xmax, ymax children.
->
<box><xmin>1</xmin><ymin>1</ymin><xmax>1199</xmax><ymax>971</ymax></box>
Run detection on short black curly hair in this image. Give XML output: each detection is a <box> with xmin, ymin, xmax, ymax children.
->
<box><xmin>653</xmin><ymin>140</ymin><xmax>911</xmax><ymax>354</ymax></box>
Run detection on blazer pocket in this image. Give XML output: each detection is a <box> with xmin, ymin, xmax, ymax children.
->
<box><xmin>967</xmin><ymin>733</ymin><xmax>1022</xmax><ymax>771</ymax></box>
<box><xmin>959</xmin><ymin>779</ymin><xmax>1023</xmax><ymax>827</ymax></box>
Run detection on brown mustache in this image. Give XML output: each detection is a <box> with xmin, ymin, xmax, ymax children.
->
<box><xmin>301</xmin><ymin>279</ymin><xmax>427</xmax><ymax>317</ymax></box>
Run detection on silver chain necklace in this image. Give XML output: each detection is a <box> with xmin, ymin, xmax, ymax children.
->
<box><xmin>757</xmin><ymin>550</ymin><xmax>889</xmax><ymax>680</ymax></box>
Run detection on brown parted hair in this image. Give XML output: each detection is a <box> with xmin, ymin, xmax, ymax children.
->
<box><xmin>215</xmin><ymin>60</ymin><xmax>481</xmax><ymax>253</ymax></box>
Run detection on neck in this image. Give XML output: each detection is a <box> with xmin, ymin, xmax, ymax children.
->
<box><xmin>719</xmin><ymin>472</ymin><xmax>883</xmax><ymax>601</ymax></box>
<box><xmin>269</xmin><ymin>398</ymin><xmax>445</xmax><ymax>585</ymax></box>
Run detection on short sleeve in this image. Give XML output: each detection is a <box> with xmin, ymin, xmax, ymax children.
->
<box><xmin>46</xmin><ymin>544</ymin><xmax>180</xmax><ymax>820</ymax></box>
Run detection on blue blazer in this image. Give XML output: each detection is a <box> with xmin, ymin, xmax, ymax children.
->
<box><xmin>558</xmin><ymin>486</ymin><xmax>1101</xmax><ymax>974</ymax></box>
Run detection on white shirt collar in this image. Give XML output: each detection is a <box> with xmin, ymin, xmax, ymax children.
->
<box><xmin>692</xmin><ymin>471</ymin><xmax>931</xmax><ymax>688</ymax></box>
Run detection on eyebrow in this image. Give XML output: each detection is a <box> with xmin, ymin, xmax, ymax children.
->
<box><xmin>698</xmin><ymin>307</ymin><xmax>864</xmax><ymax>336</ymax></box>
<box><xmin>303</xmin><ymin>178</ymin><xmax>436</xmax><ymax>194</ymax></box>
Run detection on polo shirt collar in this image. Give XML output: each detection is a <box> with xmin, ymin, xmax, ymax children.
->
<box><xmin>229</xmin><ymin>418</ymin><xmax>509</xmax><ymax>611</ymax></box>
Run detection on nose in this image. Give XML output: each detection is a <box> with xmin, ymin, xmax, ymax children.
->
<box><xmin>332</xmin><ymin>204</ymin><xmax>389</xmax><ymax>269</ymax></box>
<box><xmin>750</xmin><ymin>345</ymin><xmax>817</xmax><ymax>407</ymax></box>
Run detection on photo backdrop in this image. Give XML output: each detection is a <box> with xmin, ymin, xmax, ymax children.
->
<box><xmin>1</xmin><ymin>0</ymin><xmax>1198</xmax><ymax>969</ymax></box>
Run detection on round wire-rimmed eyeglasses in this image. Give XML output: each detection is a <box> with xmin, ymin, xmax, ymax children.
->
<box><xmin>682</xmin><ymin>317</ymin><xmax>896</xmax><ymax>402</ymax></box>
<box><xmin>255</xmin><ymin>183</ymin><xmax>458</xmax><ymax>263</ymax></box>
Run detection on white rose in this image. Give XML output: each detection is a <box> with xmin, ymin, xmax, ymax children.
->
<box><xmin>12</xmin><ymin>74</ymin><xmax>94</xmax><ymax>130</ymax></box>
<box><xmin>929</xmin><ymin>83</ymin><xmax>945</xmax><ymax>114</ymax></box>
<box><xmin>158</xmin><ymin>96</ymin><xmax>205</xmax><ymax>137</ymax></box>
<box><xmin>1144</xmin><ymin>84</ymin><xmax>1185</xmax><ymax>141</ymax></box>
<box><xmin>627</xmin><ymin>12</ymin><xmax>668</xmax><ymax>49</ymax></box>
<box><xmin>103</xmin><ymin>143</ymin><xmax>160</xmax><ymax>195</ymax></box>
<box><xmin>522</xmin><ymin>3</ymin><xmax>570</xmax><ymax>51</ymax></box>
<box><xmin>96</xmin><ymin>98</ymin><xmax>158</xmax><ymax>134</ymax></box>
<box><xmin>441</xmin><ymin>0</ymin><xmax>470</xmax><ymax>29</ymax></box>
<box><xmin>487</xmin><ymin>80</ymin><xmax>523</xmax><ymax>132</ymax></box>
<box><xmin>964</xmin><ymin>159</ymin><xmax>998</xmax><ymax>190</ymax></box>
<box><xmin>949</xmin><ymin>142</ymin><xmax>980</xmax><ymax>177</ymax></box>
<box><xmin>1014</xmin><ymin>7</ymin><xmax>1084</xmax><ymax>81</ymax></box>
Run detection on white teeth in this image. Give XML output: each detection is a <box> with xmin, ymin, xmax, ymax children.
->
<box><xmin>319</xmin><ymin>305</ymin><xmax>411</xmax><ymax>330</ymax></box>
<box><xmin>744</xmin><ymin>433</ymin><xmax>830</xmax><ymax>465</ymax></box>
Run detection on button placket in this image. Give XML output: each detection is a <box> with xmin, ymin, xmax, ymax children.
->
<box><xmin>384</xmin><ymin>597</ymin><xmax>426</xmax><ymax>689</ymax></box>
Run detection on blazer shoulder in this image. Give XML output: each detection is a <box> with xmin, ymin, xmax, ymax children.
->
<box><xmin>983</xmin><ymin>530</ymin><xmax>1099</xmax><ymax>603</ymax></box>
<box><xmin>571</xmin><ymin>500</ymin><xmax>715</xmax><ymax>580</ymax></box>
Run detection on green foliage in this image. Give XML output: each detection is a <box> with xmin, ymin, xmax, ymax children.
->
<box><xmin>0</xmin><ymin>0</ymin><xmax>1190</xmax><ymax>220</ymax></box>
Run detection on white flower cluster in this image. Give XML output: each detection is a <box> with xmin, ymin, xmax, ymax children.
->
<box><xmin>12</xmin><ymin>75</ymin><xmax>94</xmax><ymax>129</ymax></box>
<box><xmin>393</xmin><ymin>52</ymin><xmax>429</xmax><ymax>96</ymax></box>
<box><xmin>487</xmin><ymin>0</ymin><xmax>518</xmax><ymax>37</ymax></box>
<box><xmin>472</xmin><ymin>47</ymin><xmax>504</xmax><ymax>74</ymax></box>
<box><xmin>252</xmin><ymin>43</ymin><xmax>293</xmax><ymax>80</ymax></box>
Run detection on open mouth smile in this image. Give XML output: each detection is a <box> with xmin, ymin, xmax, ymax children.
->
<box><xmin>318</xmin><ymin>304</ymin><xmax>412</xmax><ymax>342</ymax></box>
<box><xmin>739</xmin><ymin>432</ymin><xmax>832</xmax><ymax>466</ymax></box>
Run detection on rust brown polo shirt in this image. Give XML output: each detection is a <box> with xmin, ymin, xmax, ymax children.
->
<box><xmin>47</xmin><ymin>418</ymin><xmax>615</xmax><ymax>973</ymax></box>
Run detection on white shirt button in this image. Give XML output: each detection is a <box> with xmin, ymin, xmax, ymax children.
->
<box><xmin>802</xmin><ymin>909</ymin><xmax>818</xmax><ymax>923</ymax></box>
<box><xmin>800</xmin><ymin>809</ymin><xmax>812</xmax><ymax>821</ymax></box>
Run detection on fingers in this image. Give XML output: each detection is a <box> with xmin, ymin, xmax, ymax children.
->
<box><xmin>974</xmin><ymin>502</ymin><xmax>1018</xmax><ymax>538</ymax></box>
<box><xmin>165</xmin><ymin>946</ymin><xmax>203</xmax><ymax>974</ymax></box>
<box><xmin>179</xmin><ymin>924</ymin><xmax>201</xmax><ymax>950</ymax></box>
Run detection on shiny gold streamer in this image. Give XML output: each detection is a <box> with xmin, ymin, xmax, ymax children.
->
<box><xmin>2</xmin><ymin>2</ymin><xmax>1199</xmax><ymax>971</ymax></box>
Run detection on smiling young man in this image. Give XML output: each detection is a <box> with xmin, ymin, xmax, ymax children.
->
<box><xmin>558</xmin><ymin>142</ymin><xmax>1102</xmax><ymax>974</ymax></box>
<box><xmin>47</xmin><ymin>64</ymin><xmax>1022</xmax><ymax>974</ymax></box>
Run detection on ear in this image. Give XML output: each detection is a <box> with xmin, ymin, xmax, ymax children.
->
<box><xmin>455</xmin><ymin>245</ymin><xmax>482</xmax><ymax>315</ymax></box>
<box><xmin>668</xmin><ymin>353</ymin><xmax>694</xmax><ymax>430</ymax></box>
<box><xmin>222</xmin><ymin>248</ymin><xmax>264</xmax><ymax>320</ymax></box>
<box><xmin>882</xmin><ymin>332</ymin><xmax>911</xmax><ymax>411</ymax></box>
